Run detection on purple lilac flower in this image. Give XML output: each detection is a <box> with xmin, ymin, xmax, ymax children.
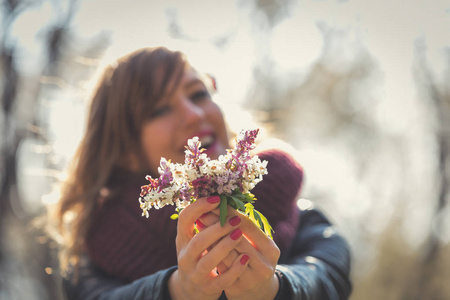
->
<box><xmin>139</xmin><ymin>129</ymin><xmax>268</xmax><ymax>224</ymax></box>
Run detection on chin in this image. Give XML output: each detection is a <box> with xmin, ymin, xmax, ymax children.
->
<box><xmin>204</xmin><ymin>143</ymin><xmax>227</xmax><ymax>159</ymax></box>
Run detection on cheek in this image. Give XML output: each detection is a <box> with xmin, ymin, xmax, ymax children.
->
<box><xmin>140</xmin><ymin>124</ymin><xmax>168</xmax><ymax>172</ymax></box>
<box><xmin>140</xmin><ymin>131</ymin><xmax>156</xmax><ymax>170</ymax></box>
<box><xmin>208</xmin><ymin>103</ymin><xmax>229</xmax><ymax>147</ymax></box>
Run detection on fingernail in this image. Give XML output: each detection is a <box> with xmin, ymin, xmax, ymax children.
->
<box><xmin>240</xmin><ymin>254</ymin><xmax>249</xmax><ymax>265</ymax></box>
<box><xmin>196</xmin><ymin>219</ymin><xmax>205</xmax><ymax>229</ymax></box>
<box><xmin>229</xmin><ymin>216</ymin><xmax>241</xmax><ymax>226</ymax></box>
<box><xmin>230</xmin><ymin>228</ymin><xmax>242</xmax><ymax>240</ymax></box>
<box><xmin>200</xmin><ymin>213</ymin><xmax>209</xmax><ymax>219</ymax></box>
<box><xmin>207</xmin><ymin>195</ymin><xmax>220</xmax><ymax>204</ymax></box>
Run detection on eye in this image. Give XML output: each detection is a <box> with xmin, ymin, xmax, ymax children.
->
<box><xmin>189</xmin><ymin>90</ymin><xmax>210</xmax><ymax>103</ymax></box>
<box><xmin>149</xmin><ymin>105</ymin><xmax>171</xmax><ymax>119</ymax></box>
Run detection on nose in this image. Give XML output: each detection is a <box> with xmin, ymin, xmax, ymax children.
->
<box><xmin>179</xmin><ymin>97</ymin><xmax>204</xmax><ymax>126</ymax></box>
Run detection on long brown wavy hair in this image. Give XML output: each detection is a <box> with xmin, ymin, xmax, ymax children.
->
<box><xmin>53</xmin><ymin>47</ymin><xmax>188</xmax><ymax>272</ymax></box>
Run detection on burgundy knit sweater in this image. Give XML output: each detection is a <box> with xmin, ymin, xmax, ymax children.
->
<box><xmin>86</xmin><ymin>149</ymin><xmax>304</xmax><ymax>283</ymax></box>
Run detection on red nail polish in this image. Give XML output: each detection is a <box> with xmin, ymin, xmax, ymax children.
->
<box><xmin>196</xmin><ymin>219</ymin><xmax>205</xmax><ymax>229</ymax></box>
<box><xmin>200</xmin><ymin>213</ymin><xmax>209</xmax><ymax>219</ymax></box>
<box><xmin>240</xmin><ymin>254</ymin><xmax>249</xmax><ymax>265</ymax></box>
<box><xmin>229</xmin><ymin>216</ymin><xmax>241</xmax><ymax>226</ymax></box>
<box><xmin>230</xmin><ymin>229</ymin><xmax>242</xmax><ymax>240</ymax></box>
<box><xmin>207</xmin><ymin>195</ymin><xmax>220</xmax><ymax>204</ymax></box>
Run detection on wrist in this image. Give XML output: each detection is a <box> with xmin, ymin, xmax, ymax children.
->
<box><xmin>168</xmin><ymin>270</ymin><xmax>221</xmax><ymax>300</ymax></box>
<box><xmin>168</xmin><ymin>270</ymin><xmax>185</xmax><ymax>300</ymax></box>
<box><xmin>168</xmin><ymin>270</ymin><xmax>197</xmax><ymax>300</ymax></box>
<box><xmin>256</xmin><ymin>273</ymin><xmax>280</xmax><ymax>300</ymax></box>
<box><xmin>267</xmin><ymin>273</ymin><xmax>280</xmax><ymax>300</ymax></box>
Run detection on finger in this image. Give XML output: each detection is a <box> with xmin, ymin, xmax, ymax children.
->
<box><xmin>200</xmin><ymin>214</ymin><xmax>240</xmax><ymax>252</ymax></box>
<box><xmin>217</xmin><ymin>262</ymin><xmax>228</xmax><ymax>274</ymax></box>
<box><xmin>233</xmin><ymin>235</ymin><xmax>279</xmax><ymax>272</ymax></box>
<box><xmin>217</xmin><ymin>249</ymin><xmax>239</xmax><ymax>274</ymax></box>
<box><xmin>207</xmin><ymin>206</ymin><xmax>279</xmax><ymax>264</ymax></box>
<box><xmin>200</xmin><ymin>211</ymin><xmax>240</xmax><ymax>274</ymax></box>
<box><xmin>195</xmin><ymin>212</ymin><xmax>220</xmax><ymax>232</ymax></box>
<box><xmin>199</xmin><ymin>212</ymin><xmax>220</xmax><ymax>227</ymax></box>
<box><xmin>209</xmin><ymin>207</ymin><xmax>278</xmax><ymax>254</ymax></box>
<box><xmin>211</xmin><ymin>253</ymin><xmax>250</xmax><ymax>290</ymax></box>
<box><xmin>235</xmin><ymin>238</ymin><xmax>265</xmax><ymax>267</ymax></box>
<box><xmin>235</xmin><ymin>211</ymin><xmax>280</xmax><ymax>260</ymax></box>
<box><xmin>177</xmin><ymin>195</ymin><xmax>221</xmax><ymax>245</ymax></box>
<box><xmin>196</xmin><ymin>227</ymin><xmax>244</xmax><ymax>275</ymax></box>
<box><xmin>196</xmin><ymin>213</ymin><xmax>220</xmax><ymax>253</ymax></box>
<box><xmin>184</xmin><ymin>215</ymin><xmax>242</xmax><ymax>266</ymax></box>
<box><xmin>230</xmin><ymin>238</ymin><xmax>279</xmax><ymax>290</ymax></box>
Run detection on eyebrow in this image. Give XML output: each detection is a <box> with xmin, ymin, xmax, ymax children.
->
<box><xmin>184</xmin><ymin>78</ymin><xmax>205</xmax><ymax>89</ymax></box>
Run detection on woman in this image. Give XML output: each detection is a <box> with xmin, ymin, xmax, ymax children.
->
<box><xmin>54</xmin><ymin>46</ymin><xmax>352</xmax><ymax>299</ymax></box>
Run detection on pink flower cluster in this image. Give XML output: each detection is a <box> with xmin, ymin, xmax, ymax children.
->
<box><xmin>139</xmin><ymin>129</ymin><xmax>268</xmax><ymax>217</ymax></box>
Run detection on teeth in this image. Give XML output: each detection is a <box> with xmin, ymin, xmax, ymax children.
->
<box><xmin>199</xmin><ymin>135</ymin><xmax>214</xmax><ymax>148</ymax></box>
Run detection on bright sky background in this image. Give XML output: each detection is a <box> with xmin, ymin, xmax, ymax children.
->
<box><xmin>10</xmin><ymin>0</ymin><xmax>450</xmax><ymax>137</ymax></box>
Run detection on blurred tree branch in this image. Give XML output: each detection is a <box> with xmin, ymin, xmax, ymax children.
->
<box><xmin>0</xmin><ymin>0</ymin><xmax>25</xmax><ymax>263</ymax></box>
<box><xmin>404</xmin><ymin>38</ymin><xmax>450</xmax><ymax>300</ymax></box>
<box><xmin>0</xmin><ymin>0</ymin><xmax>80</xmax><ymax>298</ymax></box>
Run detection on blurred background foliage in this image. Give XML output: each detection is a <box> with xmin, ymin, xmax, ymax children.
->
<box><xmin>1</xmin><ymin>0</ymin><xmax>450</xmax><ymax>299</ymax></box>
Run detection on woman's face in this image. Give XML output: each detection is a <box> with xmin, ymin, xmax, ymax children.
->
<box><xmin>140</xmin><ymin>67</ymin><xmax>229</xmax><ymax>175</ymax></box>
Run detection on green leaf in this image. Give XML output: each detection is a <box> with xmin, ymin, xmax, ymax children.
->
<box><xmin>244</xmin><ymin>203</ymin><xmax>273</xmax><ymax>239</ymax></box>
<box><xmin>231</xmin><ymin>192</ymin><xmax>254</xmax><ymax>204</ymax></box>
<box><xmin>232</xmin><ymin>191</ymin><xmax>244</xmax><ymax>198</ymax></box>
<box><xmin>170</xmin><ymin>214</ymin><xmax>179</xmax><ymax>220</ymax></box>
<box><xmin>245</xmin><ymin>203</ymin><xmax>256</xmax><ymax>226</ymax></box>
<box><xmin>231</xmin><ymin>196</ymin><xmax>246</xmax><ymax>212</ymax></box>
<box><xmin>253</xmin><ymin>209</ymin><xmax>264</xmax><ymax>229</ymax></box>
<box><xmin>219</xmin><ymin>195</ymin><xmax>228</xmax><ymax>227</ymax></box>
<box><xmin>227</xmin><ymin>196</ymin><xmax>238</xmax><ymax>210</ymax></box>
<box><xmin>255</xmin><ymin>209</ymin><xmax>274</xmax><ymax>239</ymax></box>
<box><xmin>244</xmin><ymin>192</ymin><xmax>256</xmax><ymax>202</ymax></box>
<box><xmin>244</xmin><ymin>202</ymin><xmax>254</xmax><ymax>216</ymax></box>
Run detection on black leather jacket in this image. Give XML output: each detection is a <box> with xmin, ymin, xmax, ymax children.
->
<box><xmin>63</xmin><ymin>207</ymin><xmax>352</xmax><ymax>300</ymax></box>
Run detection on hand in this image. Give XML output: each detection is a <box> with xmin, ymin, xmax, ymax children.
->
<box><xmin>168</xmin><ymin>196</ymin><xmax>250</xmax><ymax>300</ymax></box>
<box><xmin>198</xmin><ymin>207</ymin><xmax>281</xmax><ymax>300</ymax></box>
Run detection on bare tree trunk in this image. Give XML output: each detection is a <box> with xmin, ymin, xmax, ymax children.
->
<box><xmin>0</xmin><ymin>1</ymin><xmax>71</xmax><ymax>298</ymax></box>
<box><xmin>0</xmin><ymin>37</ymin><xmax>20</xmax><ymax>264</ymax></box>
<box><xmin>405</xmin><ymin>42</ymin><xmax>450</xmax><ymax>300</ymax></box>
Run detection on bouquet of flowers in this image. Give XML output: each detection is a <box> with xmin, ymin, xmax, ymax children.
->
<box><xmin>138</xmin><ymin>129</ymin><xmax>273</xmax><ymax>238</ymax></box>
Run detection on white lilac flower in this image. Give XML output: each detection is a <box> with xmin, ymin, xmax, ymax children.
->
<box><xmin>139</xmin><ymin>129</ymin><xmax>273</xmax><ymax>238</ymax></box>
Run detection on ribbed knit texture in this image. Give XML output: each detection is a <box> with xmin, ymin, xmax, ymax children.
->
<box><xmin>252</xmin><ymin>149</ymin><xmax>303</xmax><ymax>254</ymax></box>
<box><xmin>85</xmin><ymin>148</ymin><xmax>303</xmax><ymax>282</ymax></box>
